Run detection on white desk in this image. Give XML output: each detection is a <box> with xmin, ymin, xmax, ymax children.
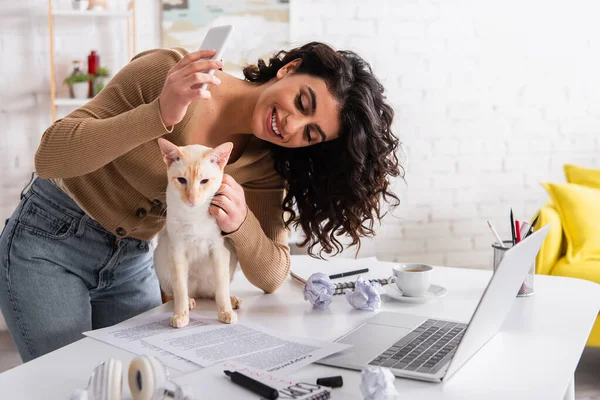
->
<box><xmin>1</xmin><ymin>262</ymin><xmax>599</xmax><ymax>400</ymax></box>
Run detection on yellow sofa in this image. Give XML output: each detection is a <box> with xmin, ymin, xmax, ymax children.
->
<box><xmin>536</xmin><ymin>165</ymin><xmax>600</xmax><ymax>347</ymax></box>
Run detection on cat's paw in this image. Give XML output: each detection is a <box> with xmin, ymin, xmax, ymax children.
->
<box><xmin>230</xmin><ymin>296</ymin><xmax>242</xmax><ymax>310</ymax></box>
<box><xmin>170</xmin><ymin>312</ymin><xmax>189</xmax><ymax>328</ymax></box>
<box><xmin>218</xmin><ymin>310</ymin><xmax>238</xmax><ymax>324</ymax></box>
<box><xmin>188</xmin><ymin>297</ymin><xmax>196</xmax><ymax>310</ymax></box>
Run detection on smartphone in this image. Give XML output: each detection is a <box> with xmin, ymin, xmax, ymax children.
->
<box><xmin>195</xmin><ymin>25</ymin><xmax>234</xmax><ymax>90</ymax></box>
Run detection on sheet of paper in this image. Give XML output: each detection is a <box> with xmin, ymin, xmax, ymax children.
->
<box><xmin>290</xmin><ymin>255</ymin><xmax>397</xmax><ymax>283</ymax></box>
<box><xmin>145</xmin><ymin>316</ymin><xmax>352</xmax><ymax>374</ymax></box>
<box><xmin>83</xmin><ymin>312</ymin><xmax>210</xmax><ymax>373</ymax></box>
<box><xmin>173</xmin><ymin>360</ymin><xmax>332</xmax><ymax>400</ymax></box>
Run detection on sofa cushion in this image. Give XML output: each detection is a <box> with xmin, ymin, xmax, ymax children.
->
<box><xmin>535</xmin><ymin>202</ymin><xmax>565</xmax><ymax>275</ymax></box>
<box><xmin>542</xmin><ymin>182</ymin><xmax>600</xmax><ymax>263</ymax></box>
<box><xmin>551</xmin><ymin>257</ymin><xmax>600</xmax><ymax>285</ymax></box>
<box><xmin>565</xmin><ymin>164</ymin><xmax>600</xmax><ymax>189</ymax></box>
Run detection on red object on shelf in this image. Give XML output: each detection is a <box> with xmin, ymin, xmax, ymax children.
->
<box><xmin>88</xmin><ymin>50</ymin><xmax>99</xmax><ymax>98</ymax></box>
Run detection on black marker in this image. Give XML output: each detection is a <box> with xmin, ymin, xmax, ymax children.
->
<box><xmin>329</xmin><ymin>268</ymin><xmax>369</xmax><ymax>279</ymax></box>
<box><xmin>224</xmin><ymin>370</ymin><xmax>279</xmax><ymax>399</ymax></box>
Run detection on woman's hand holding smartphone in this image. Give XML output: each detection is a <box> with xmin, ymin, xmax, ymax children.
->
<box><xmin>158</xmin><ymin>25</ymin><xmax>233</xmax><ymax>128</ymax></box>
<box><xmin>158</xmin><ymin>50</ymin><xmax>223</xmax><ymax>127</ymax></box>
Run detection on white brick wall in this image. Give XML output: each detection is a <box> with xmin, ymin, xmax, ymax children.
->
<box><xmin>299</xmin><ymin>0</ymin><xmax>600</xmax><ymax>268</ymax></box>
<box><xmin>2</xmin><ymin>0</ymin><xmax>600</xmax><ymax>279</ymax></box>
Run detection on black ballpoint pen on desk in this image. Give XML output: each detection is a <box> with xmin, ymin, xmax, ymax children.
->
<box><xmin>224</xmin><ymin>370</ymin><xmax>279</xmax><ymax>399</ymax></box>
<box><xmin>329</xmin><ymin>268</ymin><xmax>369</xmax><ymax>280</ymax></box>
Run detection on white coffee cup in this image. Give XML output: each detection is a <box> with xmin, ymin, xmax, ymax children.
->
<box><xmin>388</xmin><ymin>263</ymin><xmax>433</xmax><ymax>297</ymax></box>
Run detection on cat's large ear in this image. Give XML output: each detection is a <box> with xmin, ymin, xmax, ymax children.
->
<box><xmin>209</xmin><ymin>142</ymin><xmax>233</xmax><ymax>169</ymax></box>
<box><xmin>158</xmin><ymin>138</ymin><xmax>184</xmax><ymax>167</ymax></box>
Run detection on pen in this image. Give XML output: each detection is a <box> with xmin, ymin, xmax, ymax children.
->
<box><xmin>510</xmin><ymin>209</ymin><xmax>516</xmax><ymax>246</ymax></box>
<box><xmin>224</xmin><ymin>370</ymin><xmax>279</xmax><ymax>399</ymax></box>
<box><xmin>515</xmin><ymin>219</ymin><xmax>525</xmax><ymax>293</ymax></box>
<box><xmin>329</xmin><ymin>268</ymin><xmax>369</xmax><ymax>279</ymax></box>
<box><xmin>487</xmin><ymin>220</ymin><xmax>506</xmax><ymax>248</ymax></box>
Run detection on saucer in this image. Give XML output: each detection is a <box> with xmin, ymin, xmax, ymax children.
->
<box><xmin>383</xmin><ymin>284</ymin><xmax>447</xmax><ymax>303</ymax></box>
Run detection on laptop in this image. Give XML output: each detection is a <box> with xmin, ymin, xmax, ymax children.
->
<box><xmin>318</xmin><ymin>224</ymin><xmax>550</xmax><ymax>383</ymax></box>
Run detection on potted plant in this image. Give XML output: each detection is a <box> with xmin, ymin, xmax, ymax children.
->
<box><xmin>93</xmin><ymin>66</ymin><xmax>111</xmax><ymax>95</ymax></box>
<box><xmin>64</xmin><ymin>73</ymin><xmax>92</xmax><ymax>99</ymax></box>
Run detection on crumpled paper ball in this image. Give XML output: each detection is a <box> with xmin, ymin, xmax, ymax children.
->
<box><xmin>360</xmin><ymin>366</ymin><xmax>401</xmax><ymax>400</ymax></box>
<box><xmin>345</xmin><ymin>276</ymin><xmax>381</xmax><ymax>311</ymax></box>
<box><xmin>303</xmin><ymin>272</ymin><xmax>335</xmax><ymax>309</ymax></box>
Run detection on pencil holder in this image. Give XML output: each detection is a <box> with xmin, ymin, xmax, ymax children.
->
<box><xmin>492</xmin><ymin>240</ymin><xmax>534</xmax><ymax>297</ymax></box>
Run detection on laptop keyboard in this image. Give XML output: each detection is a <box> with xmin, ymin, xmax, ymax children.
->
<box><xmin>368</xmin><ymin>319</ymin><xmax>467</xmax><ymax>375</ymax></box>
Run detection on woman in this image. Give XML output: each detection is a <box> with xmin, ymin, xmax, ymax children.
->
<box><xmin>0</xmin><ymin>42</ymin><xmax>401</xmax><ymax>362</ymax></box>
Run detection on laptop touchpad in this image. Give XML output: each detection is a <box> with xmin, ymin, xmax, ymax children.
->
<box><xmin>323</xmin><ymin>323</ymin><xmax>411</xmax><ymax>367</ymax></box>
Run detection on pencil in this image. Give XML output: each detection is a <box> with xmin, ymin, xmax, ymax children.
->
<box><xmin>515</xmin><ymin>220</ymin><xmax>521</xmax><ymax>243</ymax></box>
<box><xmin>487</xmin><ymin>220</ymin><xmax>506</xmax><ymax>248</ymax></box>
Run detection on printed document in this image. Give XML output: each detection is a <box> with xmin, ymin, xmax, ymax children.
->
<box><xmin>145</xmin><ymin>316</ymin><xmax>351</xmax><ymax>374</ymax></box>
<box><xmin>84</xmin><ymin>312</ymin><xmax>208</xmax><ymax>373</ymax></box>
<box><xmin>85</xmin><ymin>312</ymin><xmax>350</xmax><ymax>375</ymax></box>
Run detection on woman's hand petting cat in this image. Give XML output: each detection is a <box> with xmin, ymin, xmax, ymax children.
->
<box><xmin>210</xmin><ymin>174</ymin><xmax>248</xmax><ymax>234</ymax></box>
<box><xmin>158</xmin><ymin>49</ymin><xmax>224</xmax><ymax>127</ymax></box>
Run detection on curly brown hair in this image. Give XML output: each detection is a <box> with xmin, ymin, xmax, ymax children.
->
<box><xmin>243</xmin><ymin>42</ymin><xmax>403</xmax><ymax>257</ymax></box>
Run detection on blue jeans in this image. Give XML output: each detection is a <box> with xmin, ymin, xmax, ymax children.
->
<box><xmin>0</xmin><ymin>178</ymin><xmax>162</xmax><ymax>362</ymax></box>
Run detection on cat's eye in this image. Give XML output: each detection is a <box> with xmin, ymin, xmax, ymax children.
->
<box><xmin>177</xmin><ymin>177</ymin><xmax>187</xmax><ymax>184</ymax></box>
<box><xmin>200</xmin><ymin>179</ymin><xmax>209</xmax><ymax>184</ymax></box>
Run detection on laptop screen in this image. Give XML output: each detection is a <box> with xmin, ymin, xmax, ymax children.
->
<box><xmin>443</xmin><ymin>225</ymin><xmax>549</xmax><ymax>381</ymax></box>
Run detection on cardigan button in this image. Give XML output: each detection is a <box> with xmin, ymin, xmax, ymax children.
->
<box><xmin>136</xmin><ymin>208</ymin><xmax>147</xmax><ymax>218</ymax></box>
<box><xmin>152</xmin><ymin>199</ymin><xmax>162</xmax><ymax>208</ymax></box>
<box><xmin>116</xmin><ymin>227</ymin><xmax>126</xmax><ymax>237</ymax></box>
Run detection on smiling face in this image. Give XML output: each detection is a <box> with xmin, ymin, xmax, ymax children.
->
<box><xmin>251</xmin><ymin>59</ymin><xmax>341</xmax><ymax>148</ymax></box>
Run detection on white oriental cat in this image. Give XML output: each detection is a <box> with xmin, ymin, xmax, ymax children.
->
<box><xmin>154</xmin><ymin>138</ymin><xmax>241</xmax><ymax>328</ymax></box>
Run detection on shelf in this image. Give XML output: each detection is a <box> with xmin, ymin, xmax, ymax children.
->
<box><xmin>52</xmin><ymin>9</ymin><xmax>131</xmax><ymax>17</ymax></box>
<box><xmin>48</xmin><ymin>0</ymin><xmax>136</xmax><ymax>121</ymax></box>
<box><xmin>55</xmin><ymin>98</ymin><xmax>89</xmax><ymax>106</ymax></box>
